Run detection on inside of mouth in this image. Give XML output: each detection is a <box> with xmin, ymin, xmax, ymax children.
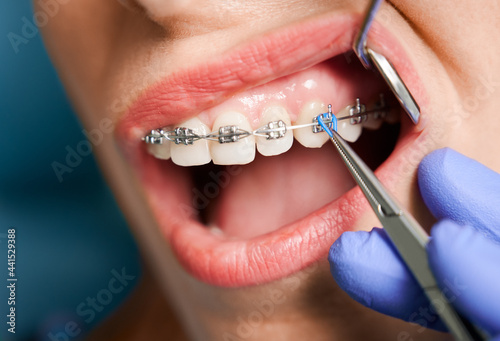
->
<box><xmin>187</xmin><ymin>112</ymin><xmax>400</xmax><ymax>239</ymax></box>
<box><xmin>152</xmin><ymin>55</ymin><xmax>403</xmax><ymax>239</ymax></box>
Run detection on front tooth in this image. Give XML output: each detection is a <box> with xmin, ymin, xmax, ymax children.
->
<box><xmin>336</xmin><ymin>106</ymin><xmax>363</xmax><ymax>142</ymax></box>
<box><xmin>294</xmin><ymin>100</ymin><xmax>329</xmax><ymax>148</ymax></box>
<box><xmin>256</xmin><ymin>106</ymin><xmax>293</xmax><ymax>156</ymax></box>
<box><xmin>170</xmin><ymin>117</ymin><xmax>211</xmax><ymax>166</ymax></box>
<box><xmin>147</xmin><ymin>140</ymin><xmax>171</xmax><ymax>160</ymax></box>
<box><xmin>210</xmin><ymin>111</ymin><xmax>255</xmax><ymax>165</ymax></box>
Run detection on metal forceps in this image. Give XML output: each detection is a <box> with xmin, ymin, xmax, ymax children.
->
<box><xmin>317</xmin><ymin>118</ymin><xmax>487</xmax><ymax>341</ymax></box>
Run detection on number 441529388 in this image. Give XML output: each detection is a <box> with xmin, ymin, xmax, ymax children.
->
<box><xmin>7</xmin><ymin>229</ymin><xmax>15</xmax><ymax>277</ymax></box>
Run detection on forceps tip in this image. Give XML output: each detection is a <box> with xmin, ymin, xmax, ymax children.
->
<box><xmin>316</xmin><ymin>115</ymin><xmax>335</xmax><ymax>138</ymax></box>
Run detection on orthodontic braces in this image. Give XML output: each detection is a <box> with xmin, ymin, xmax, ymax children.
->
<box><xmin>143</xmin><ymin>95</ymin><xmax>388</xmax><ymax>146</ymax></box>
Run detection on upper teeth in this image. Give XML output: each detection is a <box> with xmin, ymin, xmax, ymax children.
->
<box><xmin>210</xmin><ymin>111</ymin><xmax>256</xmax><ymax>165</ymax></box>
<box><xmin>144</xmin><ymin>96</ymin><xmax>394</xmax><ymax>166</ymax></box>
<box><xmin>256</xmin><ymin>106</ymin><xmax>293</xmax><ymax>156</ymax></box>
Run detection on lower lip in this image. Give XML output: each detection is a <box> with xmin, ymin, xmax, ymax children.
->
<box><xmin>135</xmin><ymin>115</ymin><xmax>421</xmax><ymax>287</ymax></box>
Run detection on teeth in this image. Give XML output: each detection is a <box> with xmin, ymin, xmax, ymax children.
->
<box><xmin>170</xmin><ymin>117</ymin><xmax>211</xmax><ymax>166</ymax></box>
<box><xmin>336</xmin><ymin>106</ymin><xmax>363</xmax><ymax>142</ymax></box>
<box><xmin>256</xmin><ymin>106</ymin><xmax>293</xmax><ymax>156</ymax></box>
<box><xmin>384</xmin><ymin>109</ymin><xmax>400</xmax><ymax>124</ymax></box>
<box><xmin>362</xmin><ymin>113</ymin><xmax>383</xmax><ymax>130</ymax></box>
<box><xmin>146</xmin><ymin>96</ymin><xmax>391</xmax><ymax>165</ymax></box>
<box><xmin>210</xmin><ymin>111</ymin><xmax>256</xmax><ymax>165</ymax></box>
<box><xmin>147</xmin><ymin>141</ymin><xmax>171</xmax><ymax>160</ymax></box>
<box><xmin>294</xmin><ymin>100</ymin><xmax>329</xmax><ymax>148</ymax></box>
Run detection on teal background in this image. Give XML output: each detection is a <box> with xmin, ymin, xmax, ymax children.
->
<box><xmin>0</xmin><ymin>1</ymin><xmax>142</xmax><ymax>340</ymax></box>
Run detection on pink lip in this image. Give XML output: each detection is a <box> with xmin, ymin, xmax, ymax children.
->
<box><xmin>116</xmin><ymin>11</ymin><xmax>427</xmax><ymax>287</ymax></box>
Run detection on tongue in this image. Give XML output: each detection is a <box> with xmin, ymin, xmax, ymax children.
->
<box><xmin>209</xmin><ymin>143</ymin><xmax>354</xmax><ymax>239</ymax></box>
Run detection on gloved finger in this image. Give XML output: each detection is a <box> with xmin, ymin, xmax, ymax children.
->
<box><xmin>418</xmin><ymin>148</ymin><xmax>500</xmax><ymax>242</ymax></box>
<box><xmin>329</xmin><ymin>228</ymin><xmax>446</xmax><ymax>331</ymax></box>
<box><xmin>428</xmin><ymin>220</ymin><xmax>500</xmax><ymax>336</ymax></box>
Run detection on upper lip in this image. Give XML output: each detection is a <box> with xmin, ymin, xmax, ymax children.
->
<box><xmin>116</xmin><ymin>10</ymin><xmax>426</xmax><ymax>287</ymax></box>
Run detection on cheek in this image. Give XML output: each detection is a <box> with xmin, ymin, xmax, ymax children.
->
<box><xmin>36</xmin><ymin>1</ymin><xmax>138</xmax><ymax>97</ymax></box>
<box><xmin>36</xmin><ymin>1</ymin><xmax>115</xmax><ymax>70</ymax></box>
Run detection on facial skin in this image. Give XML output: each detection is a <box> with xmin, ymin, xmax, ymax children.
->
<box><xmin>37</xmin><ymin>0</ymin><xmax>500</xmax><ymax>339</ymax></box>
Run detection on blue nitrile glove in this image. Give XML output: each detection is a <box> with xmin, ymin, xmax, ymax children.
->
<box><xmin>329</xmin><ymin>148</ymin><xmax>500</xmax><ymax>339</ymax></box>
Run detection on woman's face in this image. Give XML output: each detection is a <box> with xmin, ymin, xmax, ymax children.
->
<box><xmin>38</xmin><ymin>0</ymin><xmax>500</xmax><ymax>339</ymax></box>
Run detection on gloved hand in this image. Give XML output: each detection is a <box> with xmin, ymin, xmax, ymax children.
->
<box><xmin>329</xmin><ymin>148</ymin><xmax>500</xmax><ymax>339</ymax></box>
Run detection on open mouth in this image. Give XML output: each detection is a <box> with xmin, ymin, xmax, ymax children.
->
<box><xmin>116</xmin><ymin>12</ymin><xmax>426</xmax><ymax>287</ymax></box>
